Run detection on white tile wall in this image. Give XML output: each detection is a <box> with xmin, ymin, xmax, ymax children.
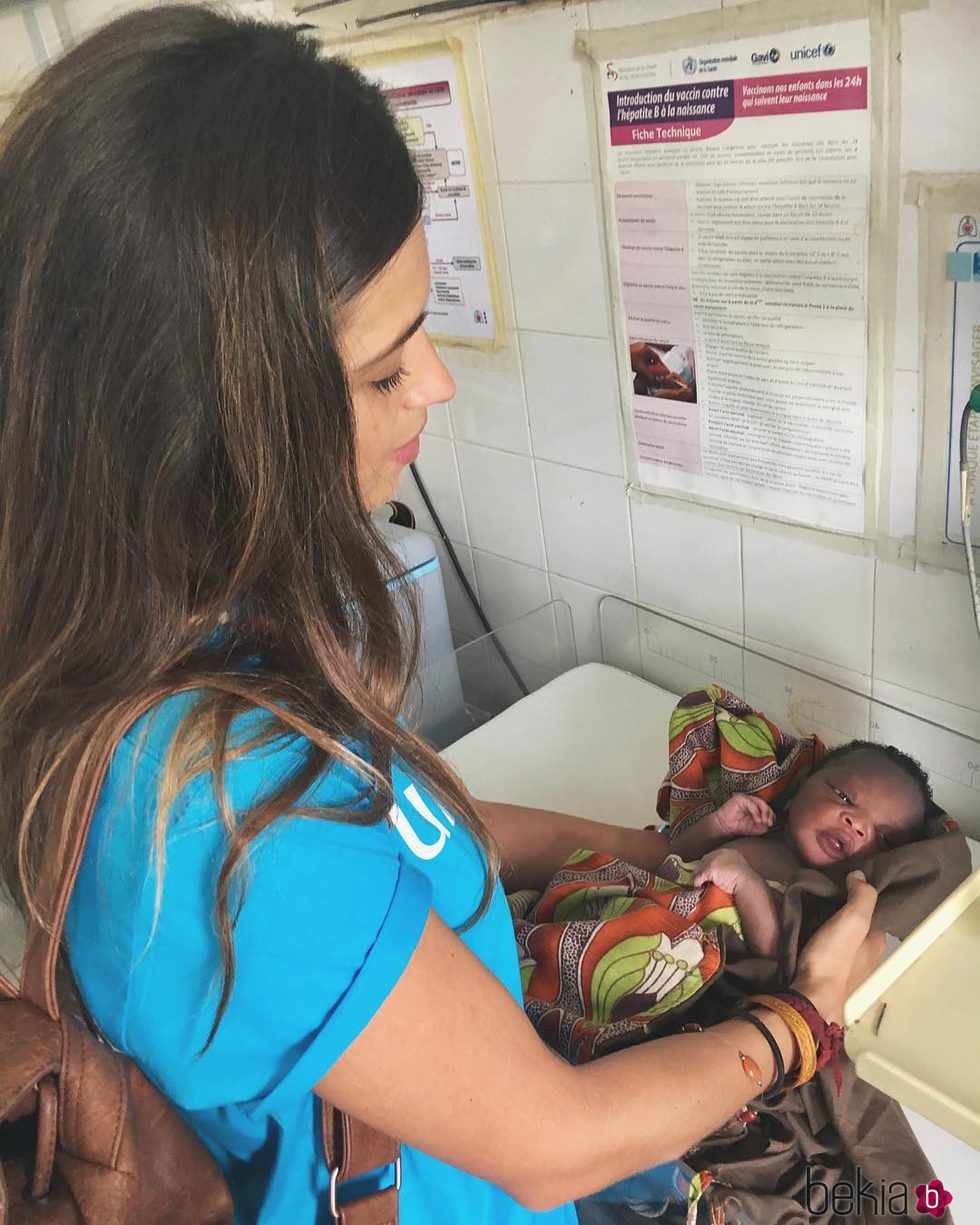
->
<box><xmin>742</xmin><ymin>530</ymin><xmax>875</xmax><ymax>676</ymax></box>
<box><xmin>436</xmin><ymin>540</ymin><xmax>484</xmax><ymax>646</ymax></box>
<box><xmin>631</xmin><ymin>500</ymin><xmax>743</xmax><ymax>635</ymax></box>
<box><xmin>587</xmin><ymin>0</ymin><xmax>718</xmax><ymax>28</ymax></box>
<box><xmin>742</xmin><ymin>650</ymin><xmax>872</xmax><ymax>749</ymax></box>
<box><xmin>471</xmin><ymin>552</ymin><xmax>570</xmax><ymax>688</ymax></box>
<box><xmin>900</xmin><ymin>1</ymin><xmax>978</xmax><ymax>174</ymax></box>
<box><xmin>480</xmin><ymin>5</ymin><xmax>592</xmax><ymax>185</ymax></box>
<box><xmin>471</xmin><ymin>549</ymin><xmax>551</xmax><ymax>630</ymax></box>
<box><xmin>407</xmin><ymin>434</ymin><xmax>468</xmax><ymax>544</ymax></box>
<box><xmin>874</xmin><ymin>561</ymin><xmax>980</xmax><ymax>713</ymax></box>
<box><xmin>536</xmin><ymin>460</ymin><xmax>634</xmax><ymax>597</ymax></box>
<box><xmin>426</xmin><ymin>401</ymin><xmax>452</xmax><ymax>439</ymax></box>
<box><xmin>440</xmin><ymin>345</ymin><xmax>530</xmax><ymax>455</ymax></box>
<box><xmin>521</xmin><ymin>331</ymin><xmax>624</xmax><ymax>477</ymax></box>
<box><xmin>889</xmin><ymin>369</ymin><xmax>918</xmax><ymax>540</ymax></box>
<box><xmin>500</xmin><ymin>183</ymin><xmax>611</xmax><ymax>338</ymax></box>
<box><xmin>455</xmin><ymin>443</ymin><xmax>546</xmax><ymax>568</ymax></box>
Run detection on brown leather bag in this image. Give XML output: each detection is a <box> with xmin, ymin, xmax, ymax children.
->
<box><xmin>0</xmin><ymin>697</ymin><xmax>400</xmax><ymax>1224</ymax></box>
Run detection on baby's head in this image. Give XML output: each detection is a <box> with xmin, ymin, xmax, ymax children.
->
<box><xmin>784</xmin><ymin>741</ymin><xmax>933</xmax><ymax>870</ymax></box>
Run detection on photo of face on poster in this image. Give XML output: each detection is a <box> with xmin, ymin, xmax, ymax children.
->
<box><xmin>629</xmin><ymin>340</ymin><xmax>697</xmax><ymax>402</ymax></box>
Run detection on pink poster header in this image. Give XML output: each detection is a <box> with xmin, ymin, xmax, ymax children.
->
<box><xmin>735</xmin><ymin>66</ymin><xmax>867</xmax><ymax>118</ymax></box>
<box><xmin>608</xmin><ymin>66</ymin><xmax>867</xmax><ymax>146</ymax></box>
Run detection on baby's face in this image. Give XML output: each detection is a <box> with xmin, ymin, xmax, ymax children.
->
<box><xmin>785</xmin><ymin>752</ymin><xmax>925</xmax><ymax>869</ymax></box>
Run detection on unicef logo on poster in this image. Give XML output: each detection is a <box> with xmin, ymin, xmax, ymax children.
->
<box><xmin>682</xmin><ymin>55</ymin><xmax>697</xmax><ymax>75</ymax></box>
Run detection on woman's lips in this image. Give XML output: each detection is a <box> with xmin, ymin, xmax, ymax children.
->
<box><xmin>392</xmin><ymin>434</ymin><xmax>421</xmax><ymax>465</ymax></box>
<box><xmin>816</xmin><ymin>829</ymin><xmax>852</xmax><ymax>861</ymax></box>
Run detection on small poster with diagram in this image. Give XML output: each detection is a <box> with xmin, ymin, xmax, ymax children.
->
<box><xmin>359</xmin><ymin>44</ymin><xmax>499</xmax><ymax>347</ymax></box>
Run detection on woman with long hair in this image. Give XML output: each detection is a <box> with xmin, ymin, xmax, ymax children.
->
<box><xmin>0</xmin><ymin>9</ymin><xmax>882</xmax><ymax>1222</ymax></box>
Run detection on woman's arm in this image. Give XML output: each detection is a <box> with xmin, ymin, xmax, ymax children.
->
<box><xmin>474</xmin><ymin>798</ymin><xmax>670</xmax><ymax>891</ymax></box>
<box><xmin>315</xmin><ymin>873</ymin><xmax>880</xmax><ymax>1211</ymax></box>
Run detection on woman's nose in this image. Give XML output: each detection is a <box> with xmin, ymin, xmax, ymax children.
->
<box><xmin>412</xmin><ymin>330</ymin><xmax>456</xmax><ymax>407</ymax></box>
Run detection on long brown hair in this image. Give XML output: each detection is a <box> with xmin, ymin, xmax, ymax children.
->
<box><xmin>0</xmin><ymin>6</ymin><xmax>497</xmax><ymax>1043</ymax></box>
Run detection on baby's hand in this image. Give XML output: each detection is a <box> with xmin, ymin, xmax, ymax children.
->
<box><xmin>712</xmin><ymin>793</ymin><xmax>774</xmax><ymax>839</ymax></box>
<box><xmin>692</xmin><ymin>848</ymin><xmax>761</xmax><ymax>896</ymax></box>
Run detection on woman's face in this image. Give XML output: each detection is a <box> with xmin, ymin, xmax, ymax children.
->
<box><xmin>340</xmin><ymin>223</ymin><xmax>455</xmax><ymax>508</ymax></box>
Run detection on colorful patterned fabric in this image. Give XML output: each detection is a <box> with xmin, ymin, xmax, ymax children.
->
<box><xmin>510</xmin><ymin>685</ymin><xmax>829</xmax><ymax>1066</ymax></box>
<box><xmin>510</xmin><ymin>684</ymin><xmax>960</xmax><ymax>1072</ymax></box>
<box><xmin>510</xmin><ymin>684</ymin><xmax>969</xmax><ymax>1223</ymax></box>
<box><xmin>655</xmin><ymin>684</ymin><xmax>958</xmax><ymax>841</ymax></box>
<box><xmin>655</xmin><ymin>685</ymin><xmax>825</xmax><ymax>838</ymax></box>
<box><xmin>510</xmin><ymin>850</ymin><xmax>741</xmax><ymax>1065</ymax></box>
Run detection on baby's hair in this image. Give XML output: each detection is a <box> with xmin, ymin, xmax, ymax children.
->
<box><xmin>815</xmin><ymin>739</ymin><xmax>936</xmax><ymax>824</ymax></box>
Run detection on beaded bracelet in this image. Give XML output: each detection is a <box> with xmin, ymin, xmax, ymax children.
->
<box><xmin>680</xmin><ymin>1022</ymin><xmax>771</xmax><ymax>1099</ymax></box>
<box><xmin>727</xmin><ymin>1009</ymin><xmax>787</xmax><ymax>1102</ymax></box>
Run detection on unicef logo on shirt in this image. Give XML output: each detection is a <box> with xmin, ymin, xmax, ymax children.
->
<box><xmin>682</xmin><ymin>55</ymin><xmax>697</xmax><ymax>75</ymax></box>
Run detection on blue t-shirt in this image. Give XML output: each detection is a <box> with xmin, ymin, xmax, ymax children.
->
<box><xmin>66</xmin><ymin>692</ymin><xmax>577</xmax><ymax>1225</ymax></box>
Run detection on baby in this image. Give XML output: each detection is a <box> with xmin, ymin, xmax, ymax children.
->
<box><xmin>668</xmin><ymin>740</ymin><xmax>934</xmax><ymax>958</ymax></box>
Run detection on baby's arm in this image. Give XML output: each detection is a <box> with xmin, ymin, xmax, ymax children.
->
<box><xmin>669</xmin><ymin>793</ymin><xmax>775</xmax><ymax>861</ymax></box>
<box><xmin>692</xmin><ymin>848</ymin><xmax>781</xmax><ymax>959</ymax></box>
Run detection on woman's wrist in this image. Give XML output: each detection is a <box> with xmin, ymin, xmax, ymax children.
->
<box><xmin>714</xmin><ymin>1008</ymin><xmax>797</xmax><ymax>1095</ymax></box>
<box><xmin>788</xmin><ymin>974</ymin><xmax>841</xmax><ymax>1025</ymax></box>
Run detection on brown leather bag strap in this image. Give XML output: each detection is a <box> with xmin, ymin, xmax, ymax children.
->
<box><xmin>322</xmin><ymin>1101</ymin><xmax>399</xmax><ymax>1225</ymax></box>
<box><xmin>18</xmin><ymin>687</ymin><xmax>400</xmax><ymax>1221</ymax></box>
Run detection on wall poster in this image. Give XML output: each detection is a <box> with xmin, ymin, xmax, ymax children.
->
<box><xmin>360</xmin><ymin>45</ymin><xmax>499</xmax><ymax>347</ymax></box>
<box><xmin>598</xmin><ymin>20</ymin><xmax>873</xmax><ymax>532</ymax></box>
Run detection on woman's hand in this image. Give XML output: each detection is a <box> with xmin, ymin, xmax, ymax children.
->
<box><xmin>713</xmin><ymin>793</ymin><xmax>775</xmax><ymax>838</ymax></box>
<box><xmin>791</xmin><ymin>870</ymin><xmax>882</xmax><ymax>1023</ymax></box>
<box><xmin>691</xmin><ymin>847</ymin><xmax>760</xmax><ymax>896</ymax></box>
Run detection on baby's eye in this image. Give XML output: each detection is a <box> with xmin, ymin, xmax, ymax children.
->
<box><xmin>830</xmin><ymin>785</ymin><xmax>852</xmax><ymax>805</ymax></box>
<box><xmin>877</xmin><ymin>830</ymin><xmax>891</xmax><ymax>849</ymax></box>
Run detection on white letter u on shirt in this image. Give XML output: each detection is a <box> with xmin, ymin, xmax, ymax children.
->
<box><xmin>389</xmin><ymin>783</ymin><xmax>456</xmax><ymax>862</ymax></box>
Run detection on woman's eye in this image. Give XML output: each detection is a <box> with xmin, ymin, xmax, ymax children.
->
<box><xmin>372</xmin><ymin>366</ymin><xmax>408</xmax><ymax>395</ymax></box>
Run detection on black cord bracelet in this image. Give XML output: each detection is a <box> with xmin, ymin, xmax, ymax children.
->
<box><xmin>727</xmin><ymin>1009</ymin><xmax>786</xmax><ymax>1102</ymax></box>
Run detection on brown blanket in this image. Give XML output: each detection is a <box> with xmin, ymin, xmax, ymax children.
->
<box><xmin>517</xmin><ymin>686</ymin><xmax>973</xmax><ymax>1223</ymax></box>
<box><xmin>674</xmin><ymin>831</ymin><xmax>973</xmax><ymax>1225</ymax></box>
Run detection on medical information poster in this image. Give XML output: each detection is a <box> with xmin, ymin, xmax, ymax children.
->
<box><xmin>605</xmin><ymin>21</ymin><xmax>871</xmax><ymax>531</ymax></box>
<box><xmin>368</xmin><ymin>51</ymin><xmax>496</xmax><ymax>345</ymax></box>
